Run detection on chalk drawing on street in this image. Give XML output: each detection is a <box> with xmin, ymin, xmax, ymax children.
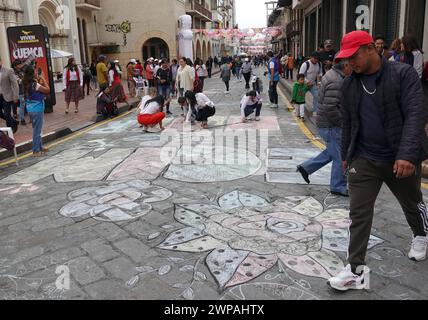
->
<box><xmin>164</xmin><ymin>147</ymin><xmax>262</xmax><ymax>183</ymax></box>
<box><xmin>158</xmin><ymin>192</ymin><xmax>384</xmax><ymax>291</ymax></box>
<box><xmin>59</xmin><ymin>180</ymin><xmax>172</xmax><ymax>222</ymax></box>
<box><xmin>0</xmin><ymin>148</ymin><xmax>134</xmax><ymax>184</ymax></box>
<box><xmin>0</xmin><ymin>184</ymin><xmax>40</xmax><ymax>195</ymax></box>
<box><xmin>88</xmin><ymin>118</ymin><xmax>137</xmax><ymax>135</ymax></box>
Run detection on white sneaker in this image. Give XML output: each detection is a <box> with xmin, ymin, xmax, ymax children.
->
<box><xmin>327</xmin><ymin>264</ymin><xmax>367</xmax><ymax>291</ymax></box>
<box><xmin>270</xmin><ymin>104</ymin><xmax>278</xmax><ymax>109</ymax></box>
<box><xmin>408</xmin><ymin>236</ymin><xmax>428</xmax><ymax>261</ymax></box>
<box><xmin>255</xmin><ymin>117</ymin><xmax>260</xmax><ymax>121</ymax></box>
<box><xmin>224</xmin><ymin>91</ymin><xmax>230</xmax><ymax>94</ymax></box>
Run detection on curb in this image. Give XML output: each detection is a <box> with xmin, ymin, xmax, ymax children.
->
<box><xmin>0</xmin><ymin>99</ymin><xmax>139</xmax><ymax>161</ymax></box>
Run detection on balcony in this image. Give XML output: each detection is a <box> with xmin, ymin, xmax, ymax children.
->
<box><xmin>286</xmin><ymin>20</ymin><xmax>299</xmax><ymax>37</ymax></box>
<box><xmin>186</xmin><ymin>0</ymin><xmax>213</xmax><ymax>22</ymax></box>
<box><xmin>292</xmin><ymin>0</ymin><xmax>312</xmax><ymax>9</ymax></box>
<box><xmin>76</xmin><ymin>0</ymin><xmax>101</xmax><ymax>11</ymax></box>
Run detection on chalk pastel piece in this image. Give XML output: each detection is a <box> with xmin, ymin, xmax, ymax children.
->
<box><xmin>292</xmin><ymin>197</ymin><xmax>324</xmax><ymax>218</ymax></box>
<box><xmin>174</xmin><ymin>204</ymin><xmax>208</xmax><ymax>231</ymax></box>
<box><xmin>316</xmin><ymin>208</ymin><xmax>350</xmax><ymax>221</ymax></box>
<box><xmin>278</xmin><ymin>253</ymin><xmax>331</xmax><ymax>279</ymax></box>
<box><xmin>158</xmin><ymin>235</ymin><xmax>224</xmax><ymax>253</ymax></box>
<box><xmin>206</xmin><ymin>246</ymin><xmax>249</xmax><ymax>289</ymax></box>
<box><xmin>307</xmin><ymin>249</ymin><xmax>345</xmax><ymax>277</ymax></box>
<box><xmin>320</xmin><ymin>218</ymin><xmax>351</xmax><ymax>229</ymax></box>
<box><xmin>59</xmin><ymin>201</ymin><xmax>92</xmax><ymax>218</ymax></box>
<box><xmin>158</xmin><ymin>227</ymin><xmax>205</xmax><ymax>248</ymax></box>
<box><xmin>224</xmin><ymin>253</ymin><xmax>277</xmax><ymax>289</ymax></box>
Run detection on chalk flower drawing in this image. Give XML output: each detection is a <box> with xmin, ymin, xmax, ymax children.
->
<box><xmin>158</xmin><ymin>192</ymin><xmax>384</xmax><ymax>290</ymax></box>
<box><xmin>59</xmin><ymin>180</ymin><xmax>172</xmax><ymax>222</ymax></box>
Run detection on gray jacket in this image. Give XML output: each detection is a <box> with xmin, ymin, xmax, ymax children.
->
<box><xmin>0</xmin><ymin>66</ymin><xmax>19</xmax><ymax>102</ymax></box>
<box><xmin>316</xmin><ymin>66</ymin><xmax>345</xmax><ymax>128</ymax></box>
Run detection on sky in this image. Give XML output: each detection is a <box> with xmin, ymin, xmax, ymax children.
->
<box><xmin>235</xmin><ymin>0</ymin><xmax>268</xmax><ymax>29</ymax></box>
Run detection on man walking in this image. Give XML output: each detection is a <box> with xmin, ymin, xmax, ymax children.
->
<box><xmin>96</xmin><ymin>55</ymin><xmax>109</xmax><ymax>92</ymax></box>
<box><xmin>299</xmin><ymin>52</ymin><xmax>322</xmax><ymax>114</ymax></box>
<box><xmin>267</xmin><ymin>51</ymin><xmax>280</xmax><ymax>108</ymax></box>
<box><xmin>242</xmin><ymin>58</ymin><xmax>252</xmax><ymax>90</ymax></box>
<box><xmin>297</xmin><ymin>59</ymin><xmax>353</xmax><ymax>197</ymax></box>
<box><xmin>0</xmin><ymin>57</ymin><xmax>19</xmax><ymax>133</ymax></box>
<box><xmin>327</xmin><ymin>31</ymin><xmax>428</xmax><ymax>291</ymax></box>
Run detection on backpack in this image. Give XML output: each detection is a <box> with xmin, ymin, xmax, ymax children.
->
<box><xmin>304</xmin><ymin>60</ymin><xmax>322</xmax><ymax>75</ymax></box>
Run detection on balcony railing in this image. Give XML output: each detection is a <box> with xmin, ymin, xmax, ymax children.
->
<box><xmin>76</xmin><ymin>0</ymin><xmax>101</xmax><ymax>10</ymax></box>
<box><xmin>186</xmin><ymin>0</ymin><xmax>213</xmax><ymax>22</ymax></box>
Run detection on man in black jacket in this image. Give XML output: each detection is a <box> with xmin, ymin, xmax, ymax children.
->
<box><xmin>328</xmin><ymin>31</ymin><xmax>428</xmax><ymax>292</ymax></box>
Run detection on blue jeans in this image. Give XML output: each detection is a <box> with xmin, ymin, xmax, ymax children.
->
<box><xmin>309</xmin><ymin>85</ymin><xmax>319</xmax><ymax>113</ymax></box>
<box><xmin>18</xmin><ymin>95</ymin><xmax>26</xmax><ymax>121</ymax></box>
<box><xmin>158</xmin><ymin>85</ymin><xmax>170</xmax><ymax>99</ymax></box>
<box><xmin>29</xmin><ymin>112</ymin><xmax>44</xmax><ymax>153</ymax></box>
<box><xmin>301</xmin><ymin>127</ymin><xmax>348</xmax><ymax>194</ymax></box>
<box><xmin>236</xmin><ymin>68</ymin><xmax>241</xmax><ymax>79</ymax></box>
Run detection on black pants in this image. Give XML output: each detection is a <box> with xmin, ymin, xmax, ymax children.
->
<box><xmin>83</xmin><ymin>77</ymin><xmax>91</xmax><ymax>95</ymax></box>
<box><xmin>269</xmin><ymin>81</ymin><xmax>278</xmax><ymax>104</ymax></box>
<box><xmin>244</xmin><ymin>103</ymin><xmax>262</xmax><ymax>117</ymax></box>
<box><xmin>286</xmin><ymin>68</ymin><xmax>294</xmax><ymax>80</ymax></box>
<box><xmin>196</xmin><ymin>106</ymin><xmax>216</xmax><ymax>122</ymax></box>
<box><xmin>347</xmin><ymin>158</ymin><xmax>428</xmax><ymax>269</ymax></box>
<box><xmin>207</xmin><ymin>68</ymin><xmax>212</xmax><ymax>78</ymax></box>
<box><xmin>243</xmin><ymin>72</ymin><xmax>251</xmax><ymax>89</ymax></box>
<box><xmin>0</xmin><ymin>95</ymin><xmax>17</xmax><ymax>128</ymax></box>
<box><xmin>224</xmin><ymin>80</ymin><xmax>229</xmax><ymax>91</ymax></box>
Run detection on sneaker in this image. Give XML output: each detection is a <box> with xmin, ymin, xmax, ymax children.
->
<box><xmin>408</xmin><ymin>236</ymin><xmax>428</xmax><ymax>261</ymax></box>
<box><xmin>296</xmin><ymin>165</ymin><xmax>310</xmax><ymax>184</ymax></box>
<box><xmin>301</xmin><ymin>117</ymin><xmax>305</xmax><ymax>122</ymax></box>
<box><xmin>255</xmin><ymin>117</ymin><xmax>261</xmax><ymax>121</ymax></box>
<box><xmin>224</xmin><ymin>91</ymin><xmax>230</xmax><ymax>94</ymax></box>
<box><xmin>331</xmin><ymin>191</ymin><xmax>349</xmax><ymax>197</ymax></box>
<box><xmin>20</xmin><ymin>119</ymin><xmax>27</xmax><ymax>126</ymax></box>
<box><xmin>327</xmin><ymin>264</ymin><xmax>367</xmax><ymax>291</ymax></box>
<box><xmin>166</xmin><ymin>111</ymin><xmax>173</xmax><ymax>115</ymax></box>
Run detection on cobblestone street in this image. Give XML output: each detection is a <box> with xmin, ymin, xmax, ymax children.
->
<box><xmin>0</xmin><ymin>71</ymin><xmax>427</xmax><ymax>301</ymax></box>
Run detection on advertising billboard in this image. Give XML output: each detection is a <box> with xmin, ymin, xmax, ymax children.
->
<box><xmin>7</xmin><ymin>24</ymin><xmax>56</xmax><ymax>112</ymax></box>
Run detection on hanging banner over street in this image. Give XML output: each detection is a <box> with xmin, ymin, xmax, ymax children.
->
<box><xmin>7</xmin><ymin>24</ymin><xmax>56</xmax><ymax>112</ymax></box>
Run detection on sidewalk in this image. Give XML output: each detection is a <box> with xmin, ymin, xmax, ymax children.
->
<box><xmin>0</xmin><ymin>82</ymin><xmax>139</xmax><ymax>160</ymax></box>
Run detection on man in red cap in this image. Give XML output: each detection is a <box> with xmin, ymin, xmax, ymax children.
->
<box><xmin>327</xmin><ymin>30</ymin><xmax>428</xmax><ymax>291</ymax></box>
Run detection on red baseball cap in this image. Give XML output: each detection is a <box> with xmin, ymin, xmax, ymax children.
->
<box><xmin>335</xmin><ymin>31</ymin><xmax>374</xmax><ymax>62</ymax></box>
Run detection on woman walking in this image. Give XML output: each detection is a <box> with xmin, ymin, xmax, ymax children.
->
<box><xmin>220</xmin><ymin>62</ymin><xmax>232</xmax><ymax>94</ymax></box>
<box><xmin>23</xmin><ymin>65</ymin><xmax>50</xmax><ymax>157</ymax></box>
<box><xmin>176</xmin><ymin>57</ymin><xmax>195</xmax><ymax>98</ymax></box>
<box><xmin>108</xmin><ymin>61</ymin><xmax>129</xmax><ymax>106</ymax></box>
<box><xmin>63</xmin><ymin>57</ymin><xmax>83</xmax><ymax>114</ymax></box>
<box><xmin>195</xmin><ymin>58</ymin><xmax>207</xmax><ymax>93</ymax></box>
<box><xmin>137</xmin><ymin>95</ymin><xmax>166</xmax><ymax>133</ymax></box>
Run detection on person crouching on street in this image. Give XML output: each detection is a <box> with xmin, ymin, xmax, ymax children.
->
<box><xmin>291</xmin><ymin>74</ymin><xmax>309</xmax><ymax>121</ymax></box>
<box><xmin>178</xmin><ymin>91</ymin><xmax>216</xmax><ymax>129</ymax></box>
<box><xmin>240</xmin><ymin>90</ymin><xmax>262</xmax><ymax>123</ymax></box>
<box><xmin>137</xmin><ymin>95</ymin><xmax>166</xmax><ymax>133</ymax></box>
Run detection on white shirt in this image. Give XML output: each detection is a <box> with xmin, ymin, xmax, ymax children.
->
<box><xmin>141</xmin><ymin>101</ymin><xmax>161</xmax><ymax>115</ymax></box>
<box><xmin>240</xmin><ymin>94</ymin><xmax>262</xmax><ymax>118</ymax></box>
<box><xmin>62</xmin><ymin>67</ymin><xmax>83</xmax><ymax>88</ymax></box>
<box><xmin>196</xmin><ymin>64</ymin><xmax>206</xmax><ymax>77</ymax></box>
<box><xmin>185</xmin><ymin>93</ymin><xmax>214</xmax><ymax>122</ymax></box>
<box><xmin>138</xmin><ymin>95</ymin><xmax>152</xmax><ymax>114</ymax></box>
<box><xmin>299</xmin><ymin>60</ymin><xmax>321</xmax><ymax>84</ymax></box>
<box><xmin>154</xmin><ymin>65</ymin><xmax>160</xmax><ymax>77</ymax></box>
<box><xmin>109</xmin><ymin>70</ymin><xmax>115</xmax><ymax>86</ymax></box>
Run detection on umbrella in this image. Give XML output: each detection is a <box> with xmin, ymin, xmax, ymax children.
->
<box><xmin>50</xmin><ymin>49</ymin><xmax>73</xmax><ymax>59</ymax></box>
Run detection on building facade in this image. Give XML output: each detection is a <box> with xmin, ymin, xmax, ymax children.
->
<box><xmin>0</xmin><ymin>0</ymin><xmax>237</xmax><ymax>70</ymax></box>
<box><xmin>269</xmin><ymin>0</ymin><xmax>428</xmax><ymax>62</ymax></box>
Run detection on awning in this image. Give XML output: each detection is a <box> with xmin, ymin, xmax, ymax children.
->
<box><xmin>50</xmin><ymin>49</ymin><xmax>73</xmax><ymax>59</ymax></box>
